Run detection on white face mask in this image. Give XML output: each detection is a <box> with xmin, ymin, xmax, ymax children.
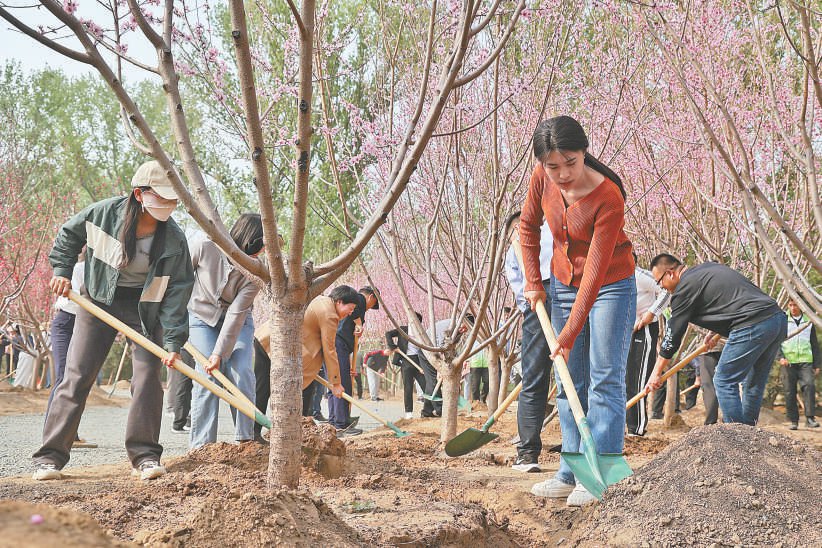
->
<box><xmin>140</xmin><ymin>191</ymin><xmax>177</xmax><ymax>222</ymax></box>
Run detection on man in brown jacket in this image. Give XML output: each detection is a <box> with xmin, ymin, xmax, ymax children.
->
<box><xmin>254</xmin><ymin>285</ymin><xmax>360</xmax><ymax>419</ymax></box>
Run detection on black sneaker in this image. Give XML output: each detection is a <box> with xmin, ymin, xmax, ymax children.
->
<box><xmin>807</xmin><ymin>417</ymin><xmax>820</xmax><ymax>428</ymax></box>
<box><xmin>790</xmin><ymin>422</ymin><xmax>799</xmax><ymax>430</ymax></box>
<box><xmin>511</xmin><ymin>455</ymin><xmax>541</xmax><ymax>473</ymax></box>
<box><xmin>337</xmin><ymin>427</ymin><xmax>363</xmax><ymax>437</ymax></box>
<box><xmin>313</xmin><ymin>413</ymin><xmax>328</xmax><ymax>423</ymax></box>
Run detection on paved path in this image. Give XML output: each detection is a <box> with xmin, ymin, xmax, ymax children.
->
<box><xmin>0</xmin><ymin>390</ymin><xmax>407</xmax><ymax>478</ymax></box>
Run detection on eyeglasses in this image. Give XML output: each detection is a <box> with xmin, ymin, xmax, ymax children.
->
<box><xmin>655</xmin><ymin>269</ymin><xmax>672</xmax><ymax>287</ymax></box>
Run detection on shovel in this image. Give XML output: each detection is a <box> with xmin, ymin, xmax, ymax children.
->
<box><xmin>67</xmin><ymin>291</ymin><xmax>272</xmax><ymax>429</ymax></box>
<box><xmin>512</xmin><ymin>240</ymin><xmax>631</xmax><ymax>499</ymax></box>
<box><xmin>183</xmin><ymin>342</ymin><xmax>264</xmax><ymax>413</ymax></box>
<box><xmin>313</xmin><ymin>375</ymin><xmax>410</xmax><ymax>437</ymax></box>
<box><xmin>445</xmin><ymin>381</ymin><xmax>522</xmax><ymax>456</ymax></box>
<box><xmin>626</xmin><ymin>334</ymin><xmax>721</xmax><ymax>410</ymax></box>
<box><xmin>533</xmin><ymin>299</ymin><xmax>632</xmax><ymax>498</ymax></box>
<box><xmin>422</xmin><ymin>378</ymin><xmax>470</xmax><ymax>410</ymax></box>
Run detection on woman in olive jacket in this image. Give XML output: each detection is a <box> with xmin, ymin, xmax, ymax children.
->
<box><xmin>34</xmin><ymin>160</ymin><xmax>194</xmax><ymax>482</ymax></box>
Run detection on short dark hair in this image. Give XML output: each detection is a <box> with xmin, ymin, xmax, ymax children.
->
<box><xmin>650</xmin><ymin>253</ymin><xmax>682</xmax><ymax>270</ymax></box>
<box><xmin>360</xmin><ymin>286</ymin><xmax>380</xmax><ymax>298</ymax></box>
<box><xmin>230</xmin><ymin>213</ymin><xmax>264</xmax><ymax>256</ymax></box>
<box><xmin>465</xmin><ymin>313</ymin><xmax>475</xmax><ymax>324</ymax></box>
<box><xmin>503</xmin><ymin>306</ymin><xmax>512</xmax><ymax>314</ymax></box>
<box><xmin>329</xmin><ymin>285</ymin><xmax>359</xmax><ymax>305</ymax></box>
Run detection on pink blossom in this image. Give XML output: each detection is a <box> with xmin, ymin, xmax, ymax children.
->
<box><xmin>62</xmin><ymin>0</ymin><xmax>78</xmax><ymax>15</ymax></box>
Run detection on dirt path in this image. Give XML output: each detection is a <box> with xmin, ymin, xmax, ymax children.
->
<box><xmin>0</xmin><ymin>400</ymin><xmax>818</xmax><ymax>547</ymax></box>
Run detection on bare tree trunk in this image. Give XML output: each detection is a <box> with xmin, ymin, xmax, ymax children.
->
<box><xmin>440</xmin><ymin>364</ymin><xmax>462</xmax><ymax>443</ymax></box>
<box><xmin>486</xmin><ymin>346</ymin><xmax>501</xmax><ymax>414</ymax></box>
<box><xmin>266</xmin><ymin>300</ymin><xmax>307</xmax><ymax>489</ymax></box>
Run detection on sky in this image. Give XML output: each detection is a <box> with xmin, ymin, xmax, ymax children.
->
<box><xmin>0</xmin><ymin>4</ymin><xmax>155</xmax><ymax>81</ymax></box>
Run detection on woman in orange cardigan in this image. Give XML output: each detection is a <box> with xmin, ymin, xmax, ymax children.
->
<box><xmin>520</xmin><ymin>116</ymin><xmax>636</xmax><ymax>506</ymax></box>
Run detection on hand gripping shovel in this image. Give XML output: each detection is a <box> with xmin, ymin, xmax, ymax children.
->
<box><xmin>533</xmin><ymin>300</ymin><xmax>632</xmax><ymax>499</ymax></box>
<box><xmin>313</xmin><ymin>375</ymin><xmax>410</xmax><ymax>437</ymax></box>
<box><xmin>183</xmin><ymin>341</ymin><xmax>269</xmax><ymax>420</ymax></box>
<box><xmin>445</xmin><ymin>381</ymin><xmax>522</xmax><ymax>456</ymax></box>
<box><xmin>68</xmin><ymin>291</ymin><xmax>271</xmax><ymax>429</ymax></box>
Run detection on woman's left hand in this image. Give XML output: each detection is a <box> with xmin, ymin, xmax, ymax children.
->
<box><xmin>163</xmin><ymin>351</ymin><xmax>181</xmax><ymax>368</ymax></box>
<box><xmin>550</xmin><ymin>345</ymin><xmax>570</xmax><ymax>364</ymax></box>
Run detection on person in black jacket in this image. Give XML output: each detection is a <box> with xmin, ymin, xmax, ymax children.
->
<box><xmin>646</xmin><ymin>255</ymin><xmax>786</xmax><ymax>426</ymax></box>
<box><xmin>386</xmin><ymin>312</ymin><xmax>430</xmax><ymax>419</ymax></box>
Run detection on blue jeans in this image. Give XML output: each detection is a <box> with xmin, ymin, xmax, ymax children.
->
<box><xmin>45</xmin><ymin>310</ymin><xmax>76</xmax><ymax>422</ymax></box>
<box><xmin>516</xmin><ymin>280</ymin><xmax>553</xmax><ymax>459</ymax></box>
<box><xmin>714</xmin><ymin>312</ymin><xmax>786</xmax><ymax>425</ymax></box>
<box><xmin>550</xmin><ymin>274</ymin><xmax>636</xmax><ymax>485</ymax></box>
<box><xmin>189</xmin><ymin>314</ymin><xmax>255</xmax><ymax>448</ymax></box>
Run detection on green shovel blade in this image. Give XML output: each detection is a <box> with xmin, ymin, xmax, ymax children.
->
<box><xmin>255</xmin><ymin>410</ymin><xmax>272</xmax><ymax>429</ymax></box>
<box><xmin>445</xmin><ymin>415</ymin><xmax>498</xmax><ymax>456</ymax></box>
<box><xmin>386</xmin><ymin>421</ymin><xmax>411</xmax><ymax>437</ymax></box>
<box><xmin>562</xmin><ymin>418</ymin><xmax>632</xmax><ymax>499</ymax></box>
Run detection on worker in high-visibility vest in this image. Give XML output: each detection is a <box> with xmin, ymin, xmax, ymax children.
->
<box><xmin>778</xmin><ymin>299</ymin><xmax>820</xmax><ymax>430</ymax></box>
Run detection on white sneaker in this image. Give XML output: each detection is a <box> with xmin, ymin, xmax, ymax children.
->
<box><xmin>566</xmin><ymin>483</ymin><xmax>597</xmax><ymax>506</ymax></box>
<box><xmin>511</xmin><ymin>456</ymin><xmax>541</xmax><ymax>473</ymax></box>
<box><xmin>404</xmin><ymin>412</ymin><xmax>413</xmax><ymax>420</ymax></box>
<box><xmin>32</xmin><ymin>463</ymin><xmax>62</xmax><ymax>481</ymax></box>
<box><xmin>531</xmin><ymin>477</ymin><xmax>575</xmax><ymax>498</ymax></box>
<box><xmin>131</xmin><ymin>460</ymin><xmax>166</xmax><ymax>480</ymax></box>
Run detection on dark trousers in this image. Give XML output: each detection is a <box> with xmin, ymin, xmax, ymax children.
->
<box><xmin>625</xmin><ymin>322</ymin><xmax>659</xmax><ymax>435</ymax></box>
<box><xmin>470</xmin><ymin>368</ymin><xmax>489</xmax><ymax>402</ymax></box>
<box><xmin>354</xmin><ymin>372</ymin><xmax>363</xmax><ymax>399</ymax></box>
<box><xmin>46</xmin><ymin>310</ymin><xmax>76</xmax><ymax>420</ymax></box>
<box><xmin>401</xmin><ymin>358</ymin><xmax>426</xmax><ymax>413</ymax></box>
<box><xmin>310</xmin><ymin>367</ymin><xmax>326</xmax><ymax>418</ymax></box>
<box><xmin>328</xmin><ymin>339</ymin><xmax>353</xmax><ymax>428</ymax></box>
<box><xmin>171</xmin><ymin>350</ymin><xmax>193</xmax><ymax>430</ymax></box>
<box><xmin>516</xmin><ymin>281</ymin><xmax>552</xmax><ymax>460</ymax></box>
<box><xmin>302</xmin><ymin>383</ymin><xmax>316</xmax><ymax>416</ymax></box>
<box><xmin>652</xmin><ymin>371</ymin><xmax>680</xmax><ymax>416</ymax></box>
<box><xmin>683</xmin><ymin>364</ymin><xmax>698</xmax><ymax>409</ymax></box>
<box><xmin>783</xmin><ymin>362</ymin><xmax>817</xmax><ymax>422</ymax></box>
<box><xmin>419</xmin><ymin>354</ymin><xmax>441</xmax><ymax>415</ymax></box>
<box><xmin>253</xmin><ymin>339</ymin><xmax>270</xmax><ymax>438</ymax></box>
<box><xmin>34</xmin><ymin>288</ymin><xmax>164</xmax><ymax>469</ymax></box>
<box><xmin>699</xmin><ymin>353</ymin><xmax>720</xmax><ymax>425</ymax></box>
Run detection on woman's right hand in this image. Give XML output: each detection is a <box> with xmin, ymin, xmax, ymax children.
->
<box><xmin>524</xmin><ymin>290</ymin><xmax>547</xmax><ymax>312</ymax></box>
<box><xmin>331</xmin><ymin>383</ymin><xmax>344</xmax><ymax>398</ymax></box>
<box><xmin>50</xmin><ymin>276</ymin><xmax>71</xmax><ymax>297</ymax></box>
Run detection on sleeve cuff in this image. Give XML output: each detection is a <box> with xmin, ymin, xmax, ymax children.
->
<box><xmin>54</xmin><ymin>267</ymin><xmax>74</xmax><ymax>279</ymax></box>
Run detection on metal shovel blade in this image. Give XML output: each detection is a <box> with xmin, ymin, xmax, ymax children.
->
<box><xmin>562</xmin><ymin>420</ymin><xmax>632</xmax><ymax>499</ymax></box>
<box><xmin>444</xmin><ymin>427</ymin><xmax>499</xmax><ymax>457</ymax></box>
<box><xmin>386</xmin><ymin>421</ymin><xmax>411</xmax><ymax>438</ymax></box>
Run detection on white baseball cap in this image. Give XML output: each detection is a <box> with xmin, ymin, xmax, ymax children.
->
<box><xmin>130</xmin><ymin>160</ymin><xmax>180</xmax><ymax>200</ymax></box>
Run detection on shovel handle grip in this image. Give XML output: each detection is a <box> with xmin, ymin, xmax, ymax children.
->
<box><xmin>625</xmin><ymin>334</ymin><xmax>720</xmax><ymax>409</ymax></box>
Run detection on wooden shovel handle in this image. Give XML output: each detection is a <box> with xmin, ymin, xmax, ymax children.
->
<box><xmin>625</xmin><ymin>334</ymin><xmax>721</xmax><ymax>409</ymax></box>
<box><xmin>490</xmin><ymin>381</ymin><xmax>522</xmax><ymax>423</ymax></box>
<box><xmin>314</xmin><ymin>374</ymin><xmax>393</xmax><ymax>428</ymax></box>
<box><xmin>394</xmin><ymin>348</ymin><xmax>425</xmax><ymax>375</ymax></box>
<box><xmin>183</xmin><ymin>341</ymin><xmax>260</xmax><ymax>412</ymax></box>
<box><xmin>67</xmin><ymin>291</ymin><xmax>260</xmax><ymax>425</ymax></box>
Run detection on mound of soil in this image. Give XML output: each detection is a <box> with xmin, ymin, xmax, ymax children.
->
<box><xmin>132</xmin><ymin>490</ymin><xmax>361</xmax><ymax>547</ymax></box>
<box><xmin>301</xmin><ymin>417</ymin><xmax>346</xmax><ymax>478</ymax></box>
<box><xmin>185</xmin><ymin>441</ymin><xmax>268</xmax><ymax>472</ymax></box>
<box><xmin>0</xmin><ymin>500</ymin><xmax>133</xmax><ymax>547</ymax></box>
<box><xmin>575</xmin><ymin>424</ymin><xmax>822</xmax><ymax>547</ymax></box>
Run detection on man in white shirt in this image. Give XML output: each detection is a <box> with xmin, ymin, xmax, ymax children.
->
<box><xmin>504</xmin><ymin>213</ymin><xmax>554</xmax><ymax>475</ymax></box>
<box><xmin>625</xmin><ymin>261</ymin><xmax>670</xmax><ymax>436</ymax></box>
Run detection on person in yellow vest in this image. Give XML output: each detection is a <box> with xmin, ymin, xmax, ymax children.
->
<box><xmin>778</xmin><ymin>299</ymin><xmax>820</xmax><ymax>430</ymax></box>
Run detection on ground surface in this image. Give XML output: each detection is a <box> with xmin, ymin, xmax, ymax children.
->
<box><xmin>0</xmin><ymin>385</ymin><xmax>820</xmax><ymax>547</ymax></box>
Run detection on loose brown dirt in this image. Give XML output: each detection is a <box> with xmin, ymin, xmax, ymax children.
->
<box><xmin>1</xmin><ymin>395</ymin><xmax>820</xmax><ymax>547</ymax></box>
<box><xmin>0</xmin><ymin>500</ymin><xmax>132</xmax><ymax>547</ymax></box>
